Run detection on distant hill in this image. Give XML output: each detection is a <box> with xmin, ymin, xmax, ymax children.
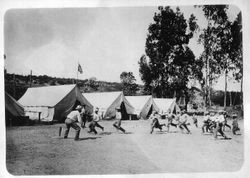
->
<box><xmin>4</xmin><ymin>73</ymin><xmax>136</xmax><ymax>100</ymax></box>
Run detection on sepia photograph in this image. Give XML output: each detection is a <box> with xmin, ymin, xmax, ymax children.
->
<box><xmin>2</xmin><ymin>1</ymin><xmax>247</xmax><ymax>176</ymax></box>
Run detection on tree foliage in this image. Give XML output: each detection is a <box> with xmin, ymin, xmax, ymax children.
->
<box><xmin>139</xmin><ymin>6</ymin><xmax>202</xmax><ymax>105</ymax></box>
<box><xmin>198</xmin><ymin>5</ymin><xmax>242</xmax><ymax>107</ymax></box>
<box><xmin>120</xmin><ymin>71</ymin><xmax>138</xmax><ymax>96</ymax></box>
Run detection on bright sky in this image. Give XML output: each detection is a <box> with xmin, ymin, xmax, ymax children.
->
<box><xmin>4</xmin><ymin>5</ymin><xmax>241</xmax><ymax>91</ymax></box>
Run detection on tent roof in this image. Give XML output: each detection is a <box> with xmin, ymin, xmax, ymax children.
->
<box><xmin>5</xmin><ymin>92</ymin><xmax>25</xmax><ymax>117</ymax></box>
<box><xmin>153</xmin><ymin>98</ymin><xmax>176</xmax><ymax>113</ymax></box>
<box><xmin>18</xmin><ymin>84</ymin><xmax>76</xmax><ymax>107</ymax></box>
<box><xmin>83</xmin><ymin>91</ymin><xmax>122</xmax><ymax>110</ymax></box>
<box><xmin>126</xmin><ymin>95</ymin><xmax>152</xmax><ymax>112</ymax></box>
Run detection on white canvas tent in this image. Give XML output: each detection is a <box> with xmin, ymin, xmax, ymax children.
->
<box><xmin>126</xmin><ymin>95</ymin><xmax>158</xmax><ymax>119</ymax></box>
<box><xmin>83</xmin><ymin>91</ymin><xmax>134</xmax><ymax>120</ymax></box>
<box><xmin>153</xmin><ymin>98</ymin><xmax>180</xmax><ymax>114</ymax></box>
<box><xmin>18</xmin><ymin>84</ymin><xmax>93</xmax><ymax>122</ymax></box>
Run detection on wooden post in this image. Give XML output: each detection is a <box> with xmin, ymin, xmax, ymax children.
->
<box><xmin>38</xmin><ymin>112</ymin><xmax>41</xmax><ymax>123</ymax></box>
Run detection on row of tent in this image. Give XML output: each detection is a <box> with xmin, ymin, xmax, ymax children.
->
<box><xmin>5</xmin><ymin>84</ymin><xmax>180</xmax><ymax>124</ymax></box>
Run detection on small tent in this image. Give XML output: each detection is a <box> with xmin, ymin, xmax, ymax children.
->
<box><xmin>153</xmin><ymin>98</ymin><xmax>180</xmax><ymax>115</ymax></box>
<box><xmin>83</xmin><ymin>91</ymin><xmax>134</xmax><ymax>120</ymax></box>
<box><xmin>5</xmin><ymin>92</ymin><xmax>26</xmax><ymax>125</ymax></box>
<box><xmin>126</xmin><ymin>95</ymin><xmax>158</xmax><ymax>119</ymax></box>
<box><xmin>18</xmin><ymin>84</ymin><xmax>93</xmax><ymax>122</ymax></box>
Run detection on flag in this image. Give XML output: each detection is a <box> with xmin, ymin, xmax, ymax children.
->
<box><xmin>78</xmin><ymin>63</ymin><xmax>83</xmax><ymax>74</ymax></box>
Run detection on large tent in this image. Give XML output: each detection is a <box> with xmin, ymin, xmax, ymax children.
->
<box><xmin>126</xmin><ymin>95</ymin><xmax>158</xmax><ymax>119</ymax></box>
<box><xmin>5</xmin><ymin>92</ymin><xmax>26</xmax><ymax>125</ymax></box>
<box><xmin>153</xmin><ymin>98</ymin><xmax>180</xmax><ymax>114</ymax></box>
<box><xmin>5</xmin><ymin>92</ymin><xmax>25</xmax><ymax>117</ymax></box>
<box><xmin>83</xmin><ymin>91</ymin><xmax>134</xmax><ymax>120</ymax></box>
<box><xmin>18</xmin><ymin>84</ymin><xmax>93</xmax><ymax>122</ymax></box>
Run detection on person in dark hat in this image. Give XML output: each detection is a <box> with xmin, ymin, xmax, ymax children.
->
<box><xmin>64</xmin><ymin>105</ymin><xmax>85</xmax><ymax>141</ymax></box>
<box><xmin>232</xmin><ymin>113</ymin><xmax>240</xmax><ymax>135</ymax></box>
<box><xmin>113</xmin><ymin>107</ymin><xmax>126</xmax><ymax>133</ymax></box>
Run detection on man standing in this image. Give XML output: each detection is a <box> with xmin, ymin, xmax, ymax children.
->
<box><xmin>88</xmin><ymin>107</ymin><xmax>104</xmax><ymax>134</ymax></box>
<box><xmin>64</xmin><ymin>105</ymin><xmax>84</xmax><ymax>141</ymax></box>
<box><xmin>113</xmin><ymin>107</ymin><xmax>126</xmax><ymax>133</ymax></box>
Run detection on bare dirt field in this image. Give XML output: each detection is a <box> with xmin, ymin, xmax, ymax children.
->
<box><xmin>6</xmin><ymin>118</ymin><xmax>244</xmax><ymax>175</ymax></box>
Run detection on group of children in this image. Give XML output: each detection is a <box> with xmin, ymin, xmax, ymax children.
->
<box><xmin>149</xmin><ymin>109</ymin><xmax>240</xmax><ymax>139</ymax></box>
<box><xmin>201</xmin><ymin>110</ymin><xmax>240</xmax><ymax>139</ymax></box>
<box><xmin>63</xmin><ymin>104</ymin><xmax>241</xmax><ymax>141</ymax></box>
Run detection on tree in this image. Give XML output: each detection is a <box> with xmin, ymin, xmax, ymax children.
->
<box><xmin>198</xmin><ymin>5</ymin><xmax>242</xmax><ymax>109</ymax></box>
<box><xmin>139</xmin><ymin>6</ymin><xmax>202</xmax><ymax>109</ymax></box>
<box><xmin>120</xmin><ymin>71</ymin><xmax>138</xmax><ymax>96</ymax></box>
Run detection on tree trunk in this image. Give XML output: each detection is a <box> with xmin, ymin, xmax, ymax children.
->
<box><xmin>224</xmin><ymin>69</ymin><xmax>228</xmax><ymax>109</ymax></box>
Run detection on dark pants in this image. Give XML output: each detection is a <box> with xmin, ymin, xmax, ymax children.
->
<box><xmin>202</xmin><ymin>121</ymin><xmax>209</xmax><ymax>133</ymax></box>
<box><xmin>64</xmin><ymin>118</ymin><xmax>81</xmax><ymax>140</ymax></box>
<box><xmin>113</xmin><ymin>120</ymin><xmax>126</xmax><ymax>133</ymax></box>
<box><xmin>179</xmin><ymin>122</ymin><xmax>190</xmax><ymax>133</ymax></box>
<box><xmin>193</xmin><ymin>120</ymin><xmax>198</xmax><ymax>128</ymax></box>
<box><xmin>214</xmin><ymin>123</ymin><xmax>227</xmax><ymax>139</ymax></box>
<box><xmin>222</xmin><ymin>121</ymin><xmax>231</xmax><ymax>131</ymax></box>
<box><xmin>82</xmin><ymin>115</ymin><xmax>87</xmax><ymax>127</ymax></box>
<box><xmin>167</xmin><ymin>121</ymin><xmax>177</xmax><ymax>132</ymax></box>
<box><xmin>150</xmin><ymin>119</ymin><xmax>166</xmax><ymax>134</ymax></box>
<box><xmin>232</xmin><ymin>121</ymin><xmax>240</xmax><ymax>135</ymax></box>
<box><xmin>88</xmin><ymin>121</ymin><xmax>102</xmax><ymax>134</ymax></box>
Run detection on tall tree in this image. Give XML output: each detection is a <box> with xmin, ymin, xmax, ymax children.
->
<box><xmin>139</xmin><ymin>6</ymin><xmax>202</xmax><ymax>108</ymax></box>
<box><xmin>120</xmin><ymin>71</ymin><xmax>138</xmax><ymax>96</ymax></box>
<box><xmin>198</xmin><ymin>5</ymin><xmax>242</xmax><ymax>109</ymax></box>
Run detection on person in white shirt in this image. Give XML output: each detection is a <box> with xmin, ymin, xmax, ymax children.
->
<box><xmin>88</xmin><ymin>107</ymin><xmax>104</xmax><ymax>134</ymax></box>
<box><xmin>214</xmin><ymin>110</ymin><xmax>228</xmax><ymax>139</ymax></box>
<box><xmin>64</xmin><ymin>105</ymin><xmax>84</xmax><ymax>141</ymax></box>
<box><xmin>179</xmin><ymin>110</ymin><xmax>191</xmax><ymax>134</ymax></box>
<box><xmin>113</xmin><ymin>107</ymin><xmax>126</xmax><ymax>133</ymax></box>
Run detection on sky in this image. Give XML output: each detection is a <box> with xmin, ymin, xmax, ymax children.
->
<box><xmin>4</xmin><ymin>5</ymin><xmax>241</xmax><ymax>91</ymax></box>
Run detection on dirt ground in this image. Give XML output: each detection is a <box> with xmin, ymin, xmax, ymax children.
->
<box><xmin>6</xmin><ymin>117</ymin><xmax>244</xmax><ymax>175</ymax></box>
